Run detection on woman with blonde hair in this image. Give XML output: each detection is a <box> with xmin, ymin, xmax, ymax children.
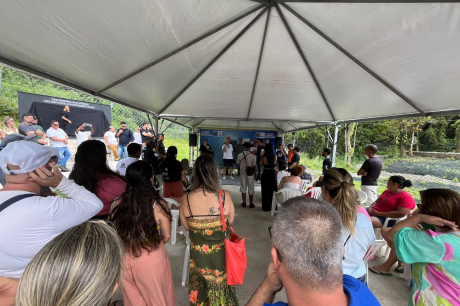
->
<box><xmin>322</xmin><ymin>168</ymin><xmax>375</xmax><ymax>284</ymax></box>
<box><xmin>0</xmin><ymin>117</ymin><xmax>17</xmax><ymax>140</ymax></box>
<box><xmin>16</xmin><ymin>221</ymin><xmax>124</xmax><ymax>306</ymax></box>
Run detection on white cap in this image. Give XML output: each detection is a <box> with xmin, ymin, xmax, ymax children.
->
<box><xmin>0</xmin><ymin>141</ymin><xmax>59</xmax><ymax>174</ymax></box>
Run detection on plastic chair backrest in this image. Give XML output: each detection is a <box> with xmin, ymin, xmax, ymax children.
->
<box><xmin>305</xmin><ymin>187</ymin><xmax>322</xmax><ymax>199</ymax></box>
<box><xmin>279</xmin><ymin>188</ymin><xmax>302</xmax><ymax>202</ymax></box>
<box><xmin>356</xmin><ymin>190</ymin><xmax>368</xmax><ymax>205</ymax></box>
<box><xmin>164</xmin><ymin>198</ymin><xmax>180</xmax><ymax>210</ymax></box>
<box><xmin>300</xmin><ymin>180</ymin><xmax>309</xmax><ymax>192</ymax></box>
<box><xmin>363</xmin><ymin>240</ymin><xmax>387</xmax><ymax>261</ymax></box>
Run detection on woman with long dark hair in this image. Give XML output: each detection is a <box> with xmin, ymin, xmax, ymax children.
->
<box><xmin>179</xmin><ymin>155</ymin><xmax>237</xmax><ymax>306</ymax></box>
<box><xmin>110</xmin><ymin>161</ymin><xmax>175</xmax><ymax>306</ymax></box>
<box><xmin>261</xmin><ymin>143</ymin><xmax>277</xmax><ymax>211</ymax></box>
<box><xmin>69</xmin><ymin>140</ymin><xmax>125</xmax><ymax>219</ymax></box>
<box><xmin>158</xmin><ymin>146</ymin><xmax>186</xmax><ymax>202</ymax></box>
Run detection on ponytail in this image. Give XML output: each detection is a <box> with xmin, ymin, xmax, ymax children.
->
<box><xmin>323</xmin><ymin>168</ymin><xmax>358</xmax><ymax>236</ymax></box>
<box><xmin>390</xmin><ymin>175</ymin><xmax>412</xmax><ymax>189</ymax></box>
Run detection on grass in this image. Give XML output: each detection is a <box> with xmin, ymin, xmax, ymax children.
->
<box><xmin>300</xmin><ymin>153</ymin><xmax>361</xmax><ymax>173</ymax></box>
<box><xmin>163</xmin><ymin>137</ymin><xmax>190</xmax><ymax>162</ymax></box>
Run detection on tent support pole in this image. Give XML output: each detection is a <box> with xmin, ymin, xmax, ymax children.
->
<box><xmin>158</xmin><ymin>7</ymin><xmax>268</xmax><ymax>115</ymax></box>
<box><xmin>95</xmin><ymin>4</ymin><xmax>266</xmax><ymax>95</ymax></box>
<box><xmin>272</xmin><ymin>122</ymin><xmax>282</xmax><ymax>130</ymax></box>
<box><xmin>154</xmin><ymin>118</ymin><xmax>159</xmax><ymax>136</ymax></box>
<box><xmin>247</xmin><ymin>5</ymin><xmax>271</xmax><ymax>119</ymax></box>
<box><xmin>193</xmin><ymin>119</ymin><xmax>207</xmax><ymax>128</ymax></box>
<box><xmin>273</xmin><ymin>0</ymin><xmax>460</xmax><ymax>3</ymax></box>
<box><xmin>280</xmin><ymin>2</ymin><xmax>426</xmax><ymax>115</ymax></box>
<box><xmin>161</xmin><ymin>118</ymin><xmax>177</xmax><ymax>134</ymax></box>
<box><xmin>275</xmin><ymin>4</ymin><xmax>336</xmax><ymax>121</ymax></box>
<box><xmin>0</xmin><ymin>55</ymin><xmax>154</xmax><ymax>114</ymax></box>
<box><xmin>331</xmin><ymin>124</ymin><xmax>339</xmax><ymax>167</ymax></box>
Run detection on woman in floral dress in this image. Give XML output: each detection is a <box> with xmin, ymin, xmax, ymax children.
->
<box><xmin>384</xmin><ymin>189</ymin><xmax>460</xmax><ymax>306</ymax></box>
<box><xmin>179</xmin><ymin>155</ymin><xmax>238</xmax><ymax>306</ymax></box>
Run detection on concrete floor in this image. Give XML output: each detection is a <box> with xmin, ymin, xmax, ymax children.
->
<box><xmin>64</xmin><ymin>159</ymin><xmax>411</xmax><ymax>306</ymax></box>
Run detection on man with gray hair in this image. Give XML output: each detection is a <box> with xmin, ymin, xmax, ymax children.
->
<box><xmin>357</xmin><ymin>144</ymin><xmax>382</xmax><ymax>206</ymax></box>
<box><xmin>246</xmin><ymin>197</ymin><xmax>380</xmax><ymax>306</ymax></box>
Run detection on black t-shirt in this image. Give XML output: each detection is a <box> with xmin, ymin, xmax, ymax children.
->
<box><xmin>159</xmin><ymin>159</ymin><xmax>183</xmax><ymax>183</ymax></box>
<box><xmin>143</xmin><ymin>149</ymin><xmax>157</xmax><ymax>169</ymax></box>
<box><xmin>276</xmin><ymin>150</ymin><xmax>286</xmax><ymax>162</ymax></box>
<box><xmin>200</xmin><ymin>144</ymin><xmax>212</xmax><ymax>154</ymax></box>
<box><xmin>360</xmin><ymin>157</ymin><xmax>383</xmax><ymax>186</ymax></box>
<box><xmin>289</xmin><ymin>153</ymin><xmax>300</xmax><ymax>167</ymax></box>
<box><xmin>61</xmin><ymin>111</ymin><xmax>69</xmax><ymax>125</ymax></box>
<box><xmin>140</xmin><ymin>128</ymin><xmax>153</xmax><ymax>143</ymax></box>
<box><xmin>323</xmin><ymin>157</ymin><xmax>332</xmax><ymax>173</ymax></box>
<box><xmin>157</xmin><ymin>141</ymin><xmax>166</xmax><ymax>158</ymax></box>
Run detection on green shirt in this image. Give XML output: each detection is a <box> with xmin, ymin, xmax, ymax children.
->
<box><xmin>395</xmin><ymin>227</ymin><xmax>460</xmax><ymax>306</ymax></box>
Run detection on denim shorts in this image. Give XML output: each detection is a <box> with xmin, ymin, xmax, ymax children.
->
<box><xmin>376</xmin><ymin>216</ymin><xmax>396</xmax><ymax>227</ymax></box>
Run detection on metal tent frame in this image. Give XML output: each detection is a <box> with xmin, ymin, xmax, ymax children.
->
<box><xmin>2</xmin><ymin>0</ymin><xmax>460</xmax><ymax>165</ymax></box>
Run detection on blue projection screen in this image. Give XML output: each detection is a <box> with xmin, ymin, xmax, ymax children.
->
<box><xmin>199</xmin><ymin>129</ymin><xmax>278</xmax><ymax>168</ymax></box>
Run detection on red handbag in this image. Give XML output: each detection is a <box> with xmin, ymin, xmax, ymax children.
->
<box><xmin>218</xmin><ymin>190</ymin><xmax>247</xmax><ymax>285</ymax></box>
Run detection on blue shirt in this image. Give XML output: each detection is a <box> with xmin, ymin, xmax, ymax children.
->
<box><xmin>263</xmin><ymin>275</ymin><xmax>381</xmax><ymax>306</ymax></box>
<box><xmin>117</xmin><ymin>128</ymin><xmax>134</xmax><ymax>146</ymax></box>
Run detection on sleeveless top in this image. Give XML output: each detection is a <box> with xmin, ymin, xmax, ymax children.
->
<box><xmin>284</xmin><ymin>182</ymin><xmax>300</xmax><ymax>189</ymax></box>
<box><xmin>186</xmin><ymin>191</ymin><xmax>226</xmax><ymax>219</ymax></box>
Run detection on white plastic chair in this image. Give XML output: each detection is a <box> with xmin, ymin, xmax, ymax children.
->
<box><xmin>363</xmin><ymin>240</ymin><xmax>387</xmax><ymax>285</ymax></box>
<box><xmin>300</xmin><ymin>180</ymin><xmax>309</xmax><ymax>194</ymax></box>
<box><xmin>375</xmin><ymin>216</ymin><xmax>407</xmax><ymax>256</ymax></box>
<box><xmin>304</xmin><ymin>187</ymin><xmax>322</xmax><ymax>199</ymax></box>
<box><xmin>178</xmin><ymin>226</ymin><xmax>191</xmax><ymax>286</ymax></box>
<box><xmin>271</xmin><ymin>188</ymin><xmax>302</xmax><ymax>216</ymax></box>
<box><xmin>154</xmin><ymin>184</ymin><xmax>163</xmax><ymax>196</ymax></box>
<box><xmin>164</xmin><ymin>198</ymin><xmax>180</xmax><ymax>245</ymax></box>
<box><xmin>356</xmin><ymin>190</ymin><xmax>368</xmax><ymax>206</ymax></box>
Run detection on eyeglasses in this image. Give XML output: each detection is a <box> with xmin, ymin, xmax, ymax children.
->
<box><xmin>52</xmin><ymin>123</ymin><xmax>58</xmax><ymax>126</ymax></box>
<box><xmin>268</xmin><ymin>226</ymin><xmax>282</xmax><ymax>262</ymax></box>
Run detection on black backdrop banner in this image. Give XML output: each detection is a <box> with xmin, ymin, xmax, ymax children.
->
<box><xmin>29</xmin><ymin>102</ymin><xmax>110</xmax><ymax>138</ymax></box>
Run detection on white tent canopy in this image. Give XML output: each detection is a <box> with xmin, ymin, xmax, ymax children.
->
<box><xmin>1</xmin><ymin>0</ymin><xmax>460</xmax><ymax>132</ymax></box>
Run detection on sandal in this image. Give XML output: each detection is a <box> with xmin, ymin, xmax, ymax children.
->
<box><xmin>394</xmin><ymin>265</ymin><xmax>405</xmax><ymax>273</ymax></box>
<box><xmin>369</xmin><ymin>266</ymin><xmax>392</xmax><ymax>276</ymax></box>
<box><xmin>241</xmin><ymin>203</ymin><xmax>247</xmax><ymax>208</ymax></box>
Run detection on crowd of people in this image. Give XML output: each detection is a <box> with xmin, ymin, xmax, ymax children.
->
<box><xmin>0</xmin><ymin>117</ymin><xmax>459</xmax><ymax>306</ymax></box>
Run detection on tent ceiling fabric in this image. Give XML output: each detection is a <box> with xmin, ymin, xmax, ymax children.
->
<box><xmin>1</xmin><ymin>0</ymin><xmax>460</xmax><ymax>132</ymax></box>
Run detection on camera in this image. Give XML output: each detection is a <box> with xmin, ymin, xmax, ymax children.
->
<box><xmin>85</xmin><ymin>123</ymin><xmax>91</xmax><ymax>127</ymax></box>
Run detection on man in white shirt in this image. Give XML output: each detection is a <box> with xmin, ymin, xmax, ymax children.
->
<box><xmin>221</xmin><ymin>137</ymin><xmax>234</xmax><ymax>180</ymax></box>
<box><xmin>104</xmin><ymin>126</ymin><xmax>119</xmax><ymax>161</ymax></box>
<box><xmin>0</xmin><ymin>141</ymin><xmax>103</xmax><ymax>279</ymax></box>
<box><xmin>75</xmin><ymin>123</ymin><xmax>94</xmax><ymax>146</ymax></box>
<box><xmin>46</xmin><ymin>120</ymin><xmax>71</xmax><ymax>172</ymax></box>
<box><xmin>133</xmin><ymin>126</ymin><xmax>142</xmax><ymax>144</ymax></box>
<box><xmin>116</xmin><ymin>143</ymin><xmax>141</xmax><ymax>176</ymax></box>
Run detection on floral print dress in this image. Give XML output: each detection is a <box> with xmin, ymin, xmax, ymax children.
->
<box><xmin>395</xmin><ymin>227</ymin><xmax>460</xmax><ymax>306</ymax></box>
<box><xmin>186</xmin><ymin>196</ymin><xmax>238</xmax><ymax>306</ymax></box>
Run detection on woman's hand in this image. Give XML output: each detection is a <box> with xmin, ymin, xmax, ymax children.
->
<box><xmin>368</xmin><ymin>208</ymin><xmax>380</xmax><ymax>217</ymax></box>
<box><xmin>420</xmin><ymin>214</ymin><xmax>458</xmax><ymax>231</ymax></box>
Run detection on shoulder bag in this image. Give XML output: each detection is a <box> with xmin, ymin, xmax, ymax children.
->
<box><xmin>243</xmin><ymin>152</ymin><xmax>254</xmax><ymax>176</ymax></box>
<box><xmin>219</xmin><ymin>190</ymin><xmax>247</xmax><ymax>285</ymax></box>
